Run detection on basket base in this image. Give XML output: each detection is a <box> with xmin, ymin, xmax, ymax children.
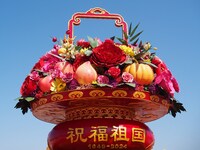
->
<box><xmin>31</xmin><ymin>88</ymin><xmax>170</xmax><ymax>124</ymax></box>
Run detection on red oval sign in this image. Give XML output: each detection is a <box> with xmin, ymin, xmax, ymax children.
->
<box><xmin>48</xmin><ymin>119</ymin><xmax>154</xmax><ymax>150</ymax></box>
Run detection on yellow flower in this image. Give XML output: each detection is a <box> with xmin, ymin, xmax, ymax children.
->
<box><xmin>143</xmin><ymin>42</ymin><xmax>151</xmax><ymax>50</ymax></box>
<box><xmin>80</xmin><ymin>48</ymin><xmax>88</xmax><ymax>55</ymax></box>
<box><xmin>119</xmin><ymin>45</ymin><xmax>134</xmax><ymax>57</ymax></box>
<box><xmin>50</xmin><ymin>78</ymin><xmax>66</xmax><ymax>93</ymax></box>
<box><xmin>153</xmin><ymin>47</ymin><xmax>158</xmax><ymax>50</ymax></box>
<box><xmin>58</xmin><ymin>48</ymin><xmax>67</xmax><ymax>55</ymax></box>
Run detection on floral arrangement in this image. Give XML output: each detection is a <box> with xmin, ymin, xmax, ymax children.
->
<box><xmin>15</xmin><ymin>23</ymin><xmax>186</xmax><ymax>116</ymax></box>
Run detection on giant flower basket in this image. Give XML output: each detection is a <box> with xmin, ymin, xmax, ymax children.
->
<box><xmin>15</xmin><ymin>8</ymin><xmax>186</xmax><ymax>150</ymax></box>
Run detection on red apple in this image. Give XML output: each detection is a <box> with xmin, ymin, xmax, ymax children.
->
<box><xmin>55</xmin><ymin>62</ymin><xmax>74</xmax><ymax>74</ymax></box>
<box><xmin>38</xmin><ymin>75</ymin><xmax>52</xmax><ymax>92</ymax></box>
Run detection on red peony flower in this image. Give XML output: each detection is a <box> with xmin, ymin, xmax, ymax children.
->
<box><xmin>73</xmin><ymin>54</ymin><xmax>89</xmax><ymax>71</ymax></box>
<box><xmin>20</xmin><ymin>76</ymin><xmax>37</xmax><ymax>96</ymax></box>
<box><xmin>90</xmin><ymin>39</ymin><xmax>126</xmax><ymax>68</ymax></box>
<box><xmin>108</xmin><ymin>67</ymin><xmax>121</xmax><ymax>78</ymax></box>
<box><xmin>77</xmin><ymin>39</ymin><xmax>91</xmax><ymax>48</ymax></box>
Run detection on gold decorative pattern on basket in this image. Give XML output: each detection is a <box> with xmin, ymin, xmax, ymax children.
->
<box><xmin>31</xmin><ymin>102</ymin><xmax>38</xmax><ymax>109</ymax></box>
<box><xmin>51</xmin><ymin>94</ymin><xmax>64</xmax><ymax>101</ymax></box>
<box><xmin>162</xmin><ymin>100</ymin><xmax>169</xmax><ymax>106</ymax></box>
<box><xmin>133</xmin><ymin>91</ymin><xmax>146</xmax><ymax>99</ymax></box>
<box><xmin>38</xmin><ymin>98</ymin><xmax>48</xmax><ymax>105</ymax></box>
<box><xmin>150</xmin><ymin>95</ymin><xmax>160</xmax><ymax>102</ymax></box>
<box><xmin>112</xmin><ymin>90</ymin><xmax>127</xmax><ymax>97</ymax></box>
<box><xmin>65</xmin><ymin>106</ymin><xmax>135</xmax><ymax>121</ymax></box>
<box><xmin>68</xmin><ymin>91</ymin><xmax>83</xmax><ymax>99</ymax></box>
<box><xmin>89</xmin><ymin>90</ymin><xmax>105</xmax><ymax>97</ymax></box>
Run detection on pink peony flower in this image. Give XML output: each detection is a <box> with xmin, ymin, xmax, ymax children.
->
<box><xmin>122</xmin><ymin>72</ymin><xmax>134</xmax><ymax>83</ymax></box>
<box><xmin>135</xmin><ymin>85</ymin><xmax>144</xmax><ymax>91</ymax></box>
<box><xmin>29</xmin><ymin>71</ymin><xmax>40</xmax><ymax>81</ymax></box>
<box><xmin>94</xmin><ymin>38</ymin><xmax>103</xmax><ymax>45</ymax></box>
<box><xmin>61</xmin><ymin>73</ymin><xmax>73</xmax><ymax>83</ymax></box>
<box><xmin>154</xmin><ymin>70</ymin><xmax>179</xmax><ymax>97</ymax></box>
<box><xmin>97</xmin><ymin>75</ymin><xmax>109</xmax><ymax>84</ymax></box>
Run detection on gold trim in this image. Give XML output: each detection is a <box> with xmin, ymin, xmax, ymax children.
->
<box><xmin>65</xmin><ymin>106</ymin><xmax>135</xmax><ymax>121</ymax></box>
<box><xmin>145</xmin><ymin>140</ymin><xmax>155</xmax><ymax>150</ymax></box>
<box><xmin>68</xmin><ymin>91</ymin><xmax>83</xmax><ymax>99</ymax></box>
<box><xmin>112</xmin><ymin>90</ymin><xmax>127</xmax><ymax>97</ymax></box>
<box><xmin>31</xmin><ymin>102</ymin><xmax>38</xmax><ymax>109</ymax></box>
<box><xmin>162</xmin><ymin>99</ymin><xmax>169</xmax><ymax>106</ymax></box>
<box><xmin>38</xmin><ymin>98</ymin><xmax>48</xmax><ymax>105</ymax></box>
<box><xmin>150</xmin><ymin>95</ymin><xmax>159</xmax><ymax>102</ymax></box>
<box><xmin>133</xmin><ymin>91</ymin><xmax>146</xmax><ymax>99</ymax></box>
<box><xmin>51</xmin><ymin>94</ymin><xmax>64</xmax><ymax>101</ymax></box>
<box><xmin>89</xmin><ymin>90</ymin><xmax>105</xmax><ymax>97</ymax></box>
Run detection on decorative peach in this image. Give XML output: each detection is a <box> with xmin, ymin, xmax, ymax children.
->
<box><xmin>38</xmin><ymin>75</ymin><xmax>52</xmax><ymax>92</ymax></box>
<box><xmin>55</xmin><ymin>62</ymin><xmax>74</xmax><ymax>74</ymax></box>
<box><xmin>75</xmin><ymin>61</ymin><xmax>97</xmax><ymax>85</ymax></box>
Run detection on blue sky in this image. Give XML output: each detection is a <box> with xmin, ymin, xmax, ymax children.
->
<box><xmin>0</xmin><ymin>0</ymin><xmax>200</xmax><ymax>150</ymax></box>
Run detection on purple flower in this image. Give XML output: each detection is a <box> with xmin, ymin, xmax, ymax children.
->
<box><xmin>61</xmin><ymin>73</ymin><xmax>73</xmax><ymax>83</ymax></box>
<box><xmin>97</xmin><ymin>75</ymin><xmax>109</xmax><ymax>84</ymax></box>
<box><xmin>51</xmin><ymin>69</ymin><xmax>61</xmax><ymax>79</ymax></box>
<box><xmin>68</xmin><ymin>79</ymin><xmax>79</xmax><ymax>90</ymax></box>
<box><xmin>148</xmin><ymin>84</ymin><xmax>158</xmax><ymax>95</ymax></box>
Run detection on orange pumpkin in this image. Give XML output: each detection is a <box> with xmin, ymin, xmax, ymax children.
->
<box><xmin>124</xmin><ymin>63</ymin><xmax>154</xmax><ymax>85</ymax></box>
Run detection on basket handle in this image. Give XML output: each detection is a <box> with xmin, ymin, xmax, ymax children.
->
<box><xmin>68</xmin><ymin>7</ymin><xmax>128</xmax><ymax>43</ymax></box>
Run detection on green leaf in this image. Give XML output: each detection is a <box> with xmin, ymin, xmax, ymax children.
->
<box><xmin>142</xmin><ymin>61</ymin><xmax>158</xmax><ymax>68</ymax></box>
<box><xmin>134</xmin><ymin>50</ymin><xmax>147</xmax><ymax>60</ymax></box>
<box><xmin>116</xmin><ymin>37</ymin><xmax>127</xmax><ymax>45</ymax></box>
<box><xmin>128</xmin><ymin>23</ymin><xmax>132</xmax><ymax>35</ymax></box>
<box><xmin>87</xmin><ymin>36</ymin><xmax>98</xmax><ymax>48</ymax></box>
<box><xmin>130</xmin><ymin>31</ymin><xmax>143</xmax><ymax>42</ymax></box>
<box><xmin>96</xmin><ymin>83</ymin><xmax>113</xmax><ymax>88</ymax></box>
<box><xmin>84</xmin><ymin>49</ymin><xmax>93</xmax><ymax>56</ymax></box>
<box><xmin>124</xmin><ymin>57</ymin><xmax>133</xmax><ymax>64</ymax></box>
<box><xmin>15</xmin><ymin>96</ymin><xmax>23</xmax><ymax>100</ymax></box>
<box><xmin>125</xmin><ymin>82</ymin><xmax>136</xmax><ymax>88</ymax></box>
<box><xmin>130</xmin><ymin>23</ymin><xmax>140</xmax><ymax>37</ymax></box>
<box><xmin>25</xmin><ymin>97</ymin><xmax>35</xmax><ymax>102</ymax></box>
<box><xmin>110</xmin><ymin>36</ymin><xmax>115</xmax><ymax>41</ymax></box>
<box><xmin>168</xmin><ymin>98</ymin><xmax>186</xmax><ymax>118</ymax></box>
<box><xmin>15</xmin><ymin>99</ymin><xmax>30</xmax><ymax>115</ymax></box>
<box><xmin>132</xmin><ymin>38</ymin><xmax>139</xmax><ymax>46</ymax></box>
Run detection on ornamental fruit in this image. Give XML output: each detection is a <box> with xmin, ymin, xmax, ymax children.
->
<box><xmin>38</xmin><ymin>75</ymin><xmax>52</xmax><ymax>92</ymax></box>
<box><xmin>124</xmin><ymin>63</ymin><xmax>154</xmax><ymax>85</ymax></box>
<box><xmin>52</xmin><ymin>37</ymin><xmax>57</xmax><ymax>42</ymax></box>
<box><xmin>75</xmin><ymin>61</ymin><xmax>97</xmax><ymax>85</ymax></box>
<box><xmin>55</xmin><ymin>62</ymin><xmax>74</xmax><ymax>74</ymax></box>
